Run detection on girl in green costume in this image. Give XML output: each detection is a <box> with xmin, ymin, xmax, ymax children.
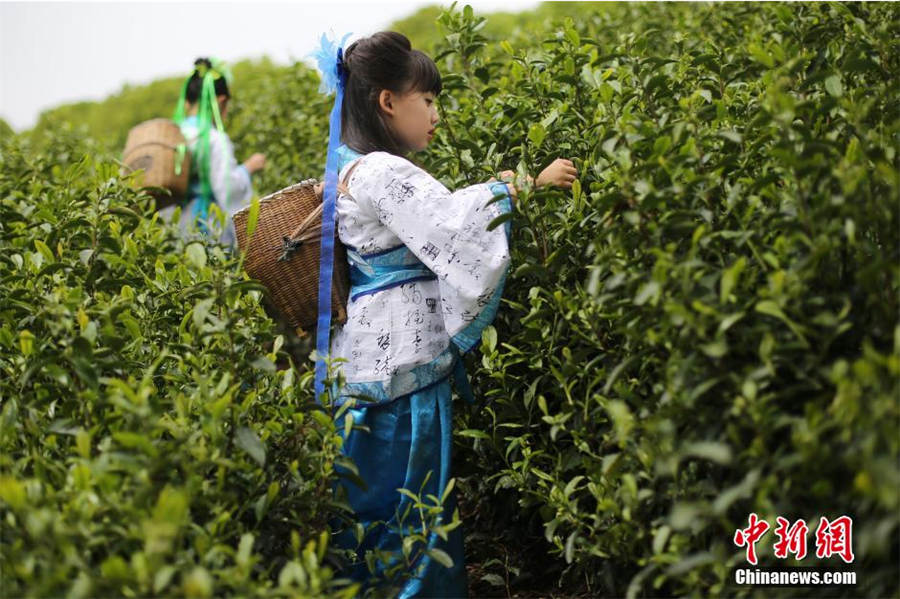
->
<box><xmin>161</xmin><ymin>57</ymin><xmax>266</xmax><ymax>246</ymax></box>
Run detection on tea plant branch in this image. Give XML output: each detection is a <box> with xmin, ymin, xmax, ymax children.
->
<box><xmin>436</xmin><ymin>101</ymin><xmax>471</xmax><ymax>184</ymax></box>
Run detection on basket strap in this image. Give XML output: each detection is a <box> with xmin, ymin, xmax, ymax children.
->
<box><xmin>336</xmin><ymin>156</ymin><xmax>364</xmax><ymax>198</ymax></box>
<box><xmin>286</xmin><ymin>157</ymin><xmax>366</xmax><ymax>243</ymax></box>
<box><xmin>286</xmin><ymin>199</ymin><xmax>324</xmax><ymax>241</ymax></box>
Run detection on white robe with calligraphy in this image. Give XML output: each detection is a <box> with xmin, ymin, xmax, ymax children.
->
<box><xmin>330</xmin><ymin>150</ymin><xmax>513</xmax><ymax>403</ymax></box>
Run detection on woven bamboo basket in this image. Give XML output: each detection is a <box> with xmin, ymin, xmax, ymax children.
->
<box><xmin>122</xmin><ymin>119</ymin><xmax>190</xmax><ymax>209</ymax></box>
<box><xmin>233</xmin><ymin>179</ymin><xmax>350</xmax><ymax>331</ymax></box>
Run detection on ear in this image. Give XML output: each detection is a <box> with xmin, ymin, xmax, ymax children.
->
<box><xmin>378</xmin><ymin>89</ymin><xmax>395</xmax><ymax>116</ymax></box>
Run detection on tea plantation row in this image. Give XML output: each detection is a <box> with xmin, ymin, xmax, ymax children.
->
<box><xmin>3</xmin><ymin>2</ymin><xmax>898</xmax><ymax>598</ymax></box>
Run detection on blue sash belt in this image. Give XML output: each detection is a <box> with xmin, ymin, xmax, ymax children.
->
<box><xmin>347</xmin><ymin>245</ymin><xmax>437</xmax><ymax>301</ymax></box>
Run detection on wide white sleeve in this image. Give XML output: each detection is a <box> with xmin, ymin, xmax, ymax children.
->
<box><xmin>208</xmin><ymin>129</ymin><xmax>253</xmax><ymax>245</ymax></box>
<box><xmin>352</xmin><ymin>152</ymin><xmax>515</xmax><ymax>353</ymax></box>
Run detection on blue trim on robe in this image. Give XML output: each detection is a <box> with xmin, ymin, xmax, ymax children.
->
<box><xmin>350</xmin><ymin>275</ymin><xmax>438</xmax><ymax>302</ymax></box>
<box><xmin>348</xmin><ymin>245</ymin><xmax>437</xmax><ymax>302</ymax></box>
<box><xmin>348</xmin><ymin>244</ymin><xmax>424</xmax><ymax>271</ymax></box>
<box><xmin>337</xmin><ymin>347</ymin><xmax>456</xmax><ymax>405</ymax></box>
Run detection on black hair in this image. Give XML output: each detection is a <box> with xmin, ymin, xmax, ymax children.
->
<box><xmin>341</xmin><ymin>31</ymin><xmax>442</xmax><ymax>156</ymax></box>
<box><xmin>185</xmin><ymin>58</ymin><xmax>229</xmax><ymax>104</ymax></box>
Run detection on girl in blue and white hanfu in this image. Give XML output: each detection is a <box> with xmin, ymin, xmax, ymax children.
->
<box><xmin>312</xmin><ymin>31</ymin><xmax>578</xmax><ymax>598</ymax></box>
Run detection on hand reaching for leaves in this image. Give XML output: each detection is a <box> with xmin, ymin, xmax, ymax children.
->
<box><xmin>488</xmin><ymin>158</ymin><xmax>579</xmax><ymax>205</ymax></box>
<box><xmin>536</xmin><ymin>158</ymin><xmax>578</xmax><ymax>189</ymax></box>
<box><xmin>242</xmin><ymin>153</ymin><xmax>266</xmax><ymax>174</ymax></box>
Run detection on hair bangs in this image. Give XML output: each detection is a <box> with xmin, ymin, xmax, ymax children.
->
<box><xmin>406</xmin><ymin>50</ymin><xmax>442</xmax><ymax>96</ymax></box>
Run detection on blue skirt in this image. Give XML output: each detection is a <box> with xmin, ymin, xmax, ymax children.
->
<box><xmin>333</xmin><ymin>378</ymin><xmax>468</xmax><ymax>598</ymax></box>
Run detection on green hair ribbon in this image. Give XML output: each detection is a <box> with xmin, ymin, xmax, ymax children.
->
<box><xmin>171</xmin><ymin>58</ymin><xmax>233</xmax><ymax>229</ymax></box>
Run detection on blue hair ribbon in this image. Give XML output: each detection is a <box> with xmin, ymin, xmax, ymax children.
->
<box><xmin>309</xmin><ymin>32</ymin><xmax>351</xmax><ymax>405</ymax></box>
<box><xmin>311</xmin><ymin>32</ymin><xmax>352</xmax><ymax>94</ymax></box>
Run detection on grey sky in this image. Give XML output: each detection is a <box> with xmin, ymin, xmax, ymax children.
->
<box><xmin>0</xmin><ymin>0</ymin><xmax>539</xmax><ymax>131</ymax></box>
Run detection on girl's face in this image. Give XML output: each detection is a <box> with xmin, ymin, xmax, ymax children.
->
<box><xmin>380</xmin><ymin>88</ymin><xmax>439</xmax><ymax>152</ymax></box>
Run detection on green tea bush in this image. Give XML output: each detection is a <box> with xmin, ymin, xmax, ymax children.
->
<box><xmin>0</xmin><ymin>131</ymin><xmax>356</xmax><ymax>598</ymax></box>
<box><xmin>6</xmin><ymin>2</ymin><xmax>899</xmax><ymax>597</ymax></box>
<box><xmin>419</xmin><ymin>3</ymin><xmax>899</xmax><ymax>597</ymax></box>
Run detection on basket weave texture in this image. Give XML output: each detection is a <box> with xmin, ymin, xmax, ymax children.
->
<box><xmin>122</xmin><ymin>118</ymin><xmax>190</xmax><ymax>209</ymax></box>
<box><xmin>233</xmin><ymin>179</ymin><xmax>349</xmax><ymax>330</ymax></box>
